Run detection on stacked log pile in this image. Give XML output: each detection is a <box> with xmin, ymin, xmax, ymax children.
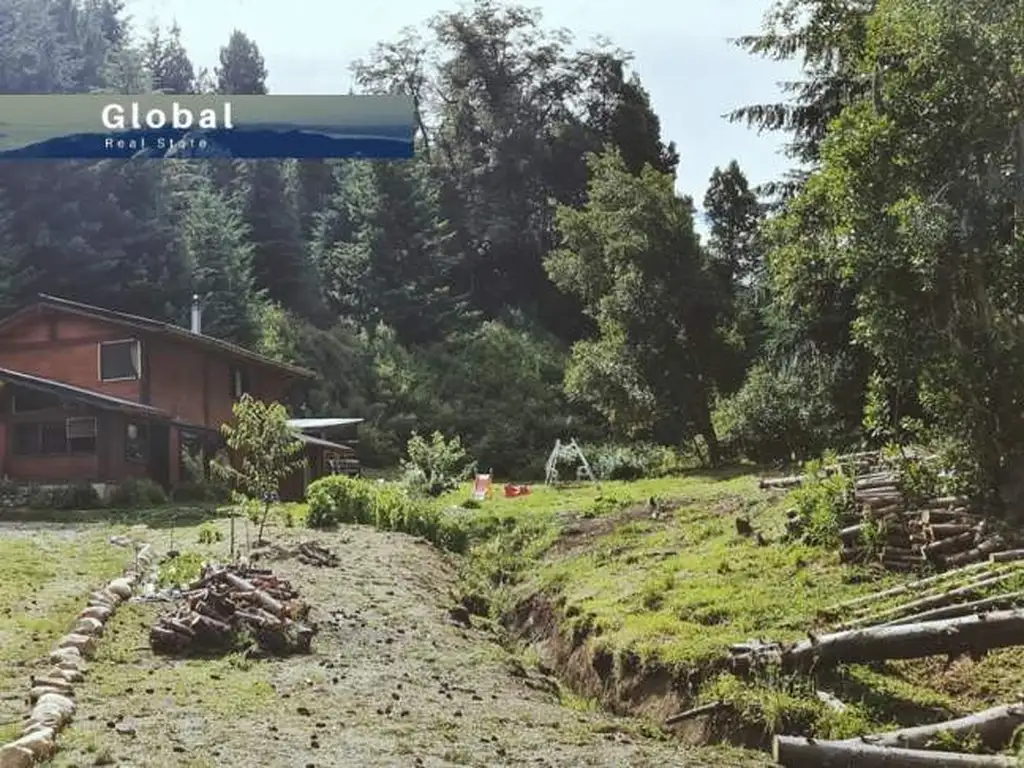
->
<box><xmin>149</xmin><ymin>564</ymin><xmax>317</xmax><ymax>656</ymax></box>
<box><xmin>762</xmin><ymin>451</ymin><xmax>1010</xmax><ymax>571</ymax></box>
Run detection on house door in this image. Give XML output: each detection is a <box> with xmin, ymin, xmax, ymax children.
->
<box><xmin>148</xmin><ymin>423</ymin><xmax>171</xmax><ymax>489</ymax></box>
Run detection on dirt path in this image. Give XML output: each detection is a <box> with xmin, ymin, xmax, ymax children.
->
<box><xmin>48</xmin><ymin>524</ymin><xmax>770</xmax><ymax>767</ymax></box>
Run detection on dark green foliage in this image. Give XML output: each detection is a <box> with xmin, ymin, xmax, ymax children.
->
<box><xmin>108</xmin><ymin>478</ymin><xmax>169</xmax><ymax>508</ymax></box>
<box><xmin>171</xmin><ymin>481</ymin><xmax>231</xmax><ymax>504</ymax></box>
<box><xmin>305</xmin><ymin>475</ymin><xmax>468</xmax><ymax>552</ymax></box>
<box><xmin>28</xmin><ymin>482</ymin><xmax>103</xmax><ymax>510</ymax></box>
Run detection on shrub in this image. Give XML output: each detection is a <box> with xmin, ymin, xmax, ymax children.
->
<box><xmin>27</xmin><ymin>482</ymin><xmax>104</xmax><ymax>510</ymax></box>
<box><xmin>197</xmin><ymin>522</ymin><xmax>223</xmax><ymax>544</ymax></box>
<box><xmin>714</xmin><ymin>358</ymin><xmax>856</xmax><ymax>464</ymax></box>
<box><xmin>401</xmin><ymin>431</ymin><xmax>475</xmax><ymax>497</ymax></box>
<box><xmin>581</xmin><ymin>442</ymin><xmax>691</xmax><ymax>480</ymax></box>
<box><xmin>305</xmin><ymin>475</ymin><xmax>469</xmax><ymax>552</ymax></box>
<box><xmin>788</xmin><ymin>457</ymin><xmax>855</xmax><ymax>548</ymax></box>
<box><xmin>108</xmin><ymin>477</ymin><xmax>168</xmax><ymax>508</ymax></box>
<box><xmin>157</xmin><ymin>551</ymin><xmax>205</xmax><ymax>588</ymax></box>
<box><xmin>171</xmin><ymin>481</ymin><xmax>230</xmax><ymax>504</ymax></box>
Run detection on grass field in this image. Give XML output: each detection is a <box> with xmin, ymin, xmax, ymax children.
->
<box><xmin>441</xmin><ymin>470</ymin><xmax>1024</xmax><ymax>745</ymax></box>
<box><xmin>5</xmin><ymin>467</ymin><xmax>1024</xmax><ymax>760</ymax></box>
<box><xmin>0</xmin><ymin>504</ymin><xmax>771</xmax><ymax>767</ymax></box>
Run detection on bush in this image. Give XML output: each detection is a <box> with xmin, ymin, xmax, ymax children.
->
<box><xmin>715</xmin><ymin>358</ymin><xmax>856</xmax><ymax>464</ymax></box>
<box><xmin>788</xmin><ymin>457</ymin><xmax>855</xmax><ymax>548</ymax></box>
<box><xmin>28</xmin><ymin>482</ymin><xmax>103</xmax><ymax>510</ymax></box>
<box><xmin>581</xmin><ymin>443</ymin><xmax>691</xmax><ymax>481</ymax></box>
<box><xmin>401</xmin><ymin>431</ymin><xmax>475</xmax><ymax>497</ymax></box>
<box><xmin>305</xmin><ymin>475</ymin><xmax>469</xmax><ymax>552</ymax></box>
<box><xmin>197</xmin><ymin>522</ymin><xmax>223</xmax><ymax>544</ymax></box>
<box><xmin>171</xmin><ymin>481</ymin><xmax>230</xmax><ymax>504</ymax></box>
<box><xmin>108</xmin><ymin>477</ymin><xmax>168</xmax><ymax>508</ymax></box>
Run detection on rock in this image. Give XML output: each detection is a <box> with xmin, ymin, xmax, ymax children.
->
<box><xmin>49</xmin><ymin>648</ymin><xmax>84</xmax><ymax>667</ymax></box>
<box><xmin>58</xmin><ymin>633</ymin><xmax>97</xmax><ymax>657</ymax></box>
<box><xmin>88</xmin><ymin>591</ymin><xmax>117</xmax><ymax>608</ymax></box>
<box><xmin>0</xmin><ymin>745</ymin><xmax>33</xmax><ymax>768</ymax></box>
<box><xmin>73</xmin><ymin>617</ymin><xmax>104</xmax><ymax>636</ymax></box>
<box><xmin>79</xmin><ymin>605</ymin><xmax>111</xmax><ymax>622</ymax></box>
<box><xmin>30</xmin><ymin>692</ymin><xmax>75</xmax><ymax>728</ymax></box>
<box><xmin>114</xmin><ymin>719</ymin><xmax>136</xmax><ymax>736</ymax></box>
<box><xmin>33</xmin><ymin>676</ymin><xmax>72</xmax><ymax>690</ymax></box>
<box><xmin>8</xmin><ymin>728</ymin><xmax>56</xmax><ymax>760</ymax></box>
<box><xmin>41</xmin><ymin>666</ymin><xmax>81</xmax><ymax>683</ymax></box>
<box><xmin>30</xmin><ymin>686</ymin><xmax>73</xmax><ymax>702</ymax></box>
<box><xmin>106</xmin><ymin>578</ymin><xmax>132</xmax><ymax>599</ymax></box>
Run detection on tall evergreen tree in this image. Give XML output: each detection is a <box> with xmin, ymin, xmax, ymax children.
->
<box><xmin>215</xmin><ymin>29</ymin><xmax>268</xmax><ymax>94</ymax></box>
<box><xmin>143</xmin><ymin>22</ymin><xmax>196</xmax><ymax>93</ymax></box>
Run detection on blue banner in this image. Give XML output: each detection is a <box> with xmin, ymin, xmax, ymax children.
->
<box><xmin>0</xmin><ymin>95</ymin><xmax>415</xmax><ymax>159</ymax></box>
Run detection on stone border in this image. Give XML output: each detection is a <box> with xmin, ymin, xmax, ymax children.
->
<box><xmin>0</xmin><ymin>542</ymin><xmax>154</xmax><ymax>767</ymax></box>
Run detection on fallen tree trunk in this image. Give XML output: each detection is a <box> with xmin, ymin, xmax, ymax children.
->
<box><xmin>822</xmin><ymin>560</ymin><xmax>996</xmax><ymax>616</ymax></box>
<box><xmin>883</xmin><ymin>591</ymin><xmax>1024</xmax><ymax>627</ymax></box>
<box><xmin>837</xmin><ymin>571</ymin><xmax>1022</xmax><ymax>629</ymax></box>
<box><xmin>741</xmin><ymin>608</ymin><xmax>1024</xmax><ymax>675</ymax></box>
<box><xmin>846</xmin><ymin>701</ymin><xmax>1024</xmax><ymax>751</ymax></box>
<box><xmin>772</xmin><ymin>735</ymin><xmax>1019</xmax><ymax>767</ymax></box>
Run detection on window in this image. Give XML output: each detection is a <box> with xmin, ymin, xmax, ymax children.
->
<box><xmin>229</xmin><ymin>365</ymin><xmax>249</xmax><ymax>400</ymax></box>
<box><xmin>11</xmin><ymin>389</ymin><xmax>59</xmax><ymax>413</ymax></box>
<box><xmin>125</xmin><ymin>421</ymin><xmax>148</xmax><ymax>462</ymax></box>
<box><xmin>40</xmin><ymin>423</ymin><xmax>67</xmax><ymax>454</ymax></box>
<box><xmin>11</xmin><ymin>418</ymin><xmax>96</xmax><ymax>455</ymax></box>
<box><xmin>99</xmin><ymin>339</ymin><xmax>141</xmax><ymax>381</ymax></box>
<box><xmin>12</xmin><ymin>423</ymin><xmax>39</xmax><ymax>455</ymax></box>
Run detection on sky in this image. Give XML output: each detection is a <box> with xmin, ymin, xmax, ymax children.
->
<box><xmin>123</xmin><ymin>0</ymin><xmax>801</xmax><ymax>224</ymax></box>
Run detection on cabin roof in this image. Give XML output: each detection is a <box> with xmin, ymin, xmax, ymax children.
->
<box><xmin>0</xmin><ymin>295</ymin><xmax>315</xmax><ymax>379</ymax></box>
<box><xmin>0</xmin><ymin>367</ymin><xmax>169</xmax><ymax>417</ymax></box>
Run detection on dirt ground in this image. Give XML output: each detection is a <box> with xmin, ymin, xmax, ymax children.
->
<box><xmin>33</xmin><ymin>522</ymin><xmax>771</xmax><ymax>768</ymax></box>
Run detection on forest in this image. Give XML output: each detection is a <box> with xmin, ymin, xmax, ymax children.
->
<box><xmin>3</xmin><ymin>0</ymin><xmax>1022</xmax><ymax>505</ymax></box>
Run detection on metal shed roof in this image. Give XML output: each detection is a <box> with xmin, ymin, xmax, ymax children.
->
<box><xmin>286</xmin><ymin>417</ymin><xmax>364</xmax><ymax>430</ymax></box>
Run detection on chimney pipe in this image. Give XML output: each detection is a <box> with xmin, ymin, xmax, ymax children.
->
<box><xmin>190</xmin><ymin>294</ymin><xmax>202</xmax><ymax>334</ymax></box>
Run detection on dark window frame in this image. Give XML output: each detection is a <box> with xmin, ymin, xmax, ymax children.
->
<box><xmin>11</xmin><ymin>389</ymin><xmax>60</xmax><ymax>414</ymax></box>
<box><xmin>12</xmin><ymin>416</ymin><xmax>97</xmax><ymax>456</ymax></box>
<box><xmin>229</xmin><ymin>365</ymin><xmax>250</xmax><ymax>400</ymax></box>
<box><xmin>98</xmin><ymin>339</ymin><xmax>141</xmax><ymax>382</ymax></box>
<box><xmin>125</xmin><ymin>421</ymin><xmax>149</xmax><ymax>463</ymax></box>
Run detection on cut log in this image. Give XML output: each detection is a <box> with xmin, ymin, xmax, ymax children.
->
<box><xmin>759</xmin><ymin>475</ymin><xmax>802</xmax><ymax>489</ymax></box>
<box><xmin>923</xmin><ymin>531</ymin><xmax>977</xmax><ymax>556</ymax></box>
<box><xmin>839</xmin><ymin>525</ymin><xmax>863</xmax><ymax>544</ymax></box>
<box><xmin>921</xmin><ymin>508</ymin><xmax>976</xmax><ymax>524</ymax></box>
<box><xmin>769</xmin><ymin>607</ymin><xmax>1024</xmax><ymax>674</ymax></box>
<box><xmin>847</xmin><ymin>701</ymin><xmax>1024</xmax><ymax>751</ymax></box>
<box><xmin>991</xmin><ymin>549</ymin><xmax>1024</xmax><ymax>563</ymax></box>
<box><xmin>822</xmin><ymin>560</ymin><xmax>995</xmax><ymax>616</ymax></box>
<box><xmin>841</xmin><ymin>570</ymin><xmax>1022</xmax><ymax>628</ymax></box>
<box><xmin>220</xmin><ymin>571</ymin><xmax>285</xmax><ymax>616</ymax></box>
<box><xmin>883</xmin><ymin>591</ymin><xmax>1024</xmax><ymax>627</ymax></box>
<box><xmin>927</xmin><ymin>524</ymin><xmax>977</xmax><ymax>539</ymax></box>
<box><xmin>663</xmin><ymin>701</ymin><xmax>729</xmax><ymax>726</ymax></box>
<box><xmin>943</xmin><ymin>538</ymin><xmax>1006</xmax><ymax>568</ymax></box>
<box><xmin>815</xmin><ymin>690</ymin><xmax>846</xmax><ymax>712</ymax></box>
<box><xmin>772</xmin><ymin>735</ymin><xmax>1019</xmax><ymax>767</ymax></box>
